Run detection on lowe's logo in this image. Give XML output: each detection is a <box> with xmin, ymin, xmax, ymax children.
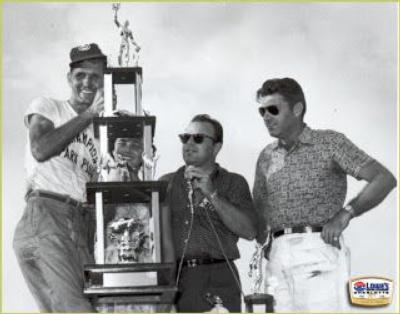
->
<box><xmin>349</xmin><ymin>276</ymin><xmax>394</xmax><ymax>307</ymax></box>
<box><xmin>353</xmin><ymin>281</ymin><xmax>389</xmax><ymax>293</ymax></box>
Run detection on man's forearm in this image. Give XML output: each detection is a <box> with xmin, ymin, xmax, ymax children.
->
<box><xmin>209</xmin><ymin>194</ymin><xmax>257</xmax><ymax>240</ymax></box>
<box><xmin>31</xmin><ymin>111</ymin><xmax>95</xmax><ymax>162</ymax></box>
<box><xmin>255</xmin><ymin>212</ymin><xmax>268</xmax><ymax>244</ymax></box>
<box><xmin>349</xmin><ymin>170</ymin><xmax>397</xmax><ymax>217</ymax></box>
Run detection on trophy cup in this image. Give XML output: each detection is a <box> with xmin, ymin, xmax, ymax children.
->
<box><xmin>244</xmin><ymin>232</ymin><xmax>274</xmax><ymax>313</ymax></box>
<box><xmin>83</xmin><ymin>6</ymin><xmax>177</xmax><ymax>311</ymax></box>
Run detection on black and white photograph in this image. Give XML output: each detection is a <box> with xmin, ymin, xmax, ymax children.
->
<box><xmin>2</xmin><ymin>2</ymin><xmax>398</xmax><ymax>313</ymax></box>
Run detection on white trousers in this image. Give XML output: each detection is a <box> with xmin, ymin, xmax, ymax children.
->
<box><xmin>265</xmin><ymin>233</ymin><xmax>351</xmax><ymax>312</ymax></box>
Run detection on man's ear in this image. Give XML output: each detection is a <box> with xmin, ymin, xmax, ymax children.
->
<box><xmin>67</xmin><ymin>72</ymin><xmax>72</xmax><ymax>86</ymax></box>
<box><xmin>293</xmin><ymin>102</ymin><xmax>304</xmax><ymax>118</ymax></box>
<box><xmin>213</xmin><ymin>142</ymin><xmax>222</xmax><ymax>157</ymax></box>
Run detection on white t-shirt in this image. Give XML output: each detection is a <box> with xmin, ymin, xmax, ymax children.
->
<box><xmin>25</xmin><ymin>97</ymin><xmax>99</xmax><ymax>202</ymax></box>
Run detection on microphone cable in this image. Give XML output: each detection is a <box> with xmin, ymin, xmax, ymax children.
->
<box><xmin>175</xmin><ymin>179</ymin><xmax>195</xmax><ymax>286</ymax></box>
<box><xmin>174</xmin><ymin>177</ymin><xmax>244</xmax><ymax>301</ymax></box>
<box><xmin>203</xmin><ymin>197</ymin><xmax>244</xmax><ymax>298</ymax></box>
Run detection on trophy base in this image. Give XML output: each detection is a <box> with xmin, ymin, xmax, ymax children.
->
<box><xmin>244</xmin><ymin>293</ymin><xmax>274</xmax><ymax>313</ymax></box>
<box><xmin>92</xmin><ymin>286</ymin><xmax>177</xmax><ymax>313</ymax></box>
<box><xmin>84</xmin><ymin>263</ymin><xmax>177</xmax><ymax>312</ymax></box>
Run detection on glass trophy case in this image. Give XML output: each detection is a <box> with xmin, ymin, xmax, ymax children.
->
<box><xmin>83</xmin><ymin>65</ymin><xmax>176</xmax><ymax>312</ymax></box>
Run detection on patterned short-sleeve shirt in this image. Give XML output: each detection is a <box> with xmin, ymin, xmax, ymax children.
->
<box><xmin>253</xmin><ymin>125</ymin><xmax>373</xmax><ymax>231</ymax></box>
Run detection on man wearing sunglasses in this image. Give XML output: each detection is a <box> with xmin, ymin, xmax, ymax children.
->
<box><xmin>253</xmin><ymin>78</ymin><xmax>396</xmax><ymax>312</ymax></box>
<box><xmin>160</xmin><ymin>114</ymin><xmax>257</xmax><ymax>312</ymax></box>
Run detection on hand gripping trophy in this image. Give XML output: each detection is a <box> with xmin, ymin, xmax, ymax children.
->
<box><xmin>112</xmin><ymin>3</ymin><xmax>141</xmax><ymax>67</ymax></box>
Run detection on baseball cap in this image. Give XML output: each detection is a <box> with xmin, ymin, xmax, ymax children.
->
<box><xmin>69</xmin><ymin>43</ymin><xmax>107</xmax><ymax>67</ymax></box>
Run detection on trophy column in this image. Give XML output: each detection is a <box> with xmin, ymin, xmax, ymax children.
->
<box><xmin>83</xmin><ymin>66</ymin><xmax>177</xmax><ymax>312</ymax></box>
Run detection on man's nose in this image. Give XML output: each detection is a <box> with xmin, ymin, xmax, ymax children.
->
<box><xmin>263</xmin><ymin>113</ymin><xmax>273</xmax><ymax>122</ymax></box>
<box><xmin>82</xmin><ymin>75</ymin><xmax>91</xmax><ymax>86</ymax></box>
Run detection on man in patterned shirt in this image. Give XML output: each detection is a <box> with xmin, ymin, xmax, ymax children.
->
<box><xmin>253</xmin><ymin>77</ymin><xmax>397</xmax><ymax>312</ymax></box>
<box><xmin>160</xmin><ymin>114</ymin><xmax>257</xmax><ymax>312</ymax></box>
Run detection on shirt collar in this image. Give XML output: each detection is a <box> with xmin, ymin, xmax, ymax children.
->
<box><xmin>272</xmin><ymin>124</ymin><xmax>314</xmax><ymax>151</ymax></box>
<box><xmin>297</xmin><ymin>125</ymin><xmax>314</xmax><ymax>144</ymax></box>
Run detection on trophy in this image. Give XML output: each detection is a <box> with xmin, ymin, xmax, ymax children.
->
<box><xmin>244</xmin><ymin>231</ymin><xmax>275</xmax><ymax>313</ymax></box>
<box><xmin>248</xmin><ymin>241</ymin><xmax>268</xmax><ymax>294</ymax></box>
<box><xmin>83</xmin><ymin>6</ymin><xmax>177</xmax><ymax>311</ymax></box>
<box><xmin>112</xmin><ymin>2</ymin><xmax>141</xmax><ymax>67</ymax></box>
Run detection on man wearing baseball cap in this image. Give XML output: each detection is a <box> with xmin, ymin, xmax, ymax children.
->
<box><xmin>13</xmin><ymin>43</ymin><xmax>107</xmax><ymax>312</ymax></box>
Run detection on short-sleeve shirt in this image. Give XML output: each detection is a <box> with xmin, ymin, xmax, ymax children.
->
<box><xmin>25</xmin><ymin>97</ymin><xmax>99</xmax><ymax>202</ymax></box>
<box><xmin>160</xmin><ymin>165</ymin><xmax>255</xmax><ymax>260</ymax></box>
<box><xmin>253</xmin><ymin>125</ymin><xmax>373</xmax><ymax>232</ymax></box>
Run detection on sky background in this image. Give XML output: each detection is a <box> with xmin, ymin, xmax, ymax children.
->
<box><xmin>2</xmin><ymin>2</ymin><xmax>398</xmax><ymax>312</ymax></box>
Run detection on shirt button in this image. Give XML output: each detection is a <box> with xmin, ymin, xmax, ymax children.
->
<box><xmin>185</xmin><ymin>220</ymin><xmax>189</xmax><ymax>225</ymax></box>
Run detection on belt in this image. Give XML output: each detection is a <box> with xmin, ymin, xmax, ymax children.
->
<box><xmin>273</xmin><ymin>226</ymin><xmax>323</xmax><ymax>238</ymax></box>
<box><xmin>182</xmin><ymin>258</ymin><xmax>229</xmax><ymax>268</ymax></box>
<box><xmin>26</xmin><ymin>189</ymin><xmax>83</xmax><ymax>208</ymax></box>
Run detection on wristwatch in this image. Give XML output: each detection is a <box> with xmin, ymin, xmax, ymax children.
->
<box><xmin>343</xmin><ymin>204</ymin><xmax>356</xmax><ymax>218</ymax></box>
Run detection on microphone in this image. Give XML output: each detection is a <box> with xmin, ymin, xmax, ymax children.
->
<box><xmin>186</xmin><ymin>178</ymin><xmax>193</xmax><ymax>192</ymax></box>
<box><xmin>187</xmin><ymin>178</ymin><xmax>194</xmax><ymax>215</ymax></box>
<box><xmin>185</xmin><ymin>168</ymin><xmax>195</xmax><ymax>215</ymax></box>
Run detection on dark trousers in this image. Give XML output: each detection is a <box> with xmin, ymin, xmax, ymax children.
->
<box><xmin>176</xmin><ymin>261</ymin><xmax>241</xmax><ymax>312</ymax></box>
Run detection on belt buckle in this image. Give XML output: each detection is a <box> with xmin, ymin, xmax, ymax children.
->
<box><xmin>187</xmin><ymin>259</ymin><xmax>197</xmax><ymax>268</ymax></box>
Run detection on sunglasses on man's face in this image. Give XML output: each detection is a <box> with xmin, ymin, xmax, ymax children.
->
<box><xmin>258</xmin><ymin>105</ymin><xmax>280</xmax><ymax>117</ymax></box>
<box><xmin>178</xmin><ymin>133</ymin><xmax>216</xmax><ymax>144</ymax></box>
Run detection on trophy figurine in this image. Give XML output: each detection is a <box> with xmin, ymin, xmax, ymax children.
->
<box><xmin>97</xmin><ymin>153</ymin><xmax>131</xmax><ymax>182</ymax></box>
<box><xmin>112</xmin><ymin>3</ymin><xmax>141</xmax><ymax>67</ymax></box>
<box><xmin>106</xmin><ymin>204</ymin><xmax>152</xmax><ymax>264</ymax></box>
<box><xmin>142</xmin><ymin>151</ymin><xmax>160</xmax><ymax>180</ymax></box>
<box><xmin>244</xmin><ymin>231</ymin><xmax>275</xmax><ymax>313</ymax></box>
<box><xmin>248</xmin><ymin>241</ymin><xmax>268</xmax><ymax>294</ymax></box>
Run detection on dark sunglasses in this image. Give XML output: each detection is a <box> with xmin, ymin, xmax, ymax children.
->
<box><xmin>178</xmin><ymin>133</ymin><xmax>216</xmax><ymax>144</ymax></box>
<box><xmin>258</xmin><ymin>105</ymin><xmax>279</xmax><ymax>117</ymax></box>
